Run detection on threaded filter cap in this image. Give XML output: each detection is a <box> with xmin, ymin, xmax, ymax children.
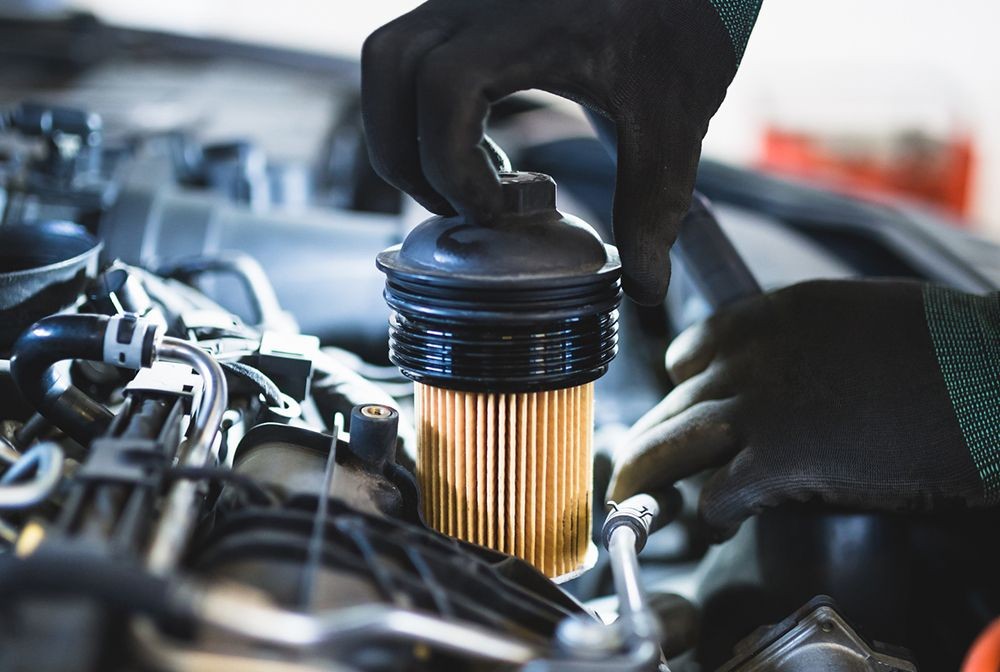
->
<box><xmin>377</xmin><ymin>172</ymin><xmax>622</xmax><ymax>393</ymax></box>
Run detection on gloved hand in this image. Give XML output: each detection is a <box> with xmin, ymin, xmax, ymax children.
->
<box><xmin>362</xmin><ymin>0</ymin><xmax>762</xmax><ymax>305</ymax></box>
<box><xmin>607</xmin><ymin>279</ymin><xmax>1000</xmax><ymax>539</ymax></box>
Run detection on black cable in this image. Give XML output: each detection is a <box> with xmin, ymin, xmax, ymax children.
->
<box><xmin>299</xmin><ymin>414</ymin><xmax>341</xmax><ymax>608</ymax></box>
<box><xmin>321</xmin><ymin>348</ymin><xmax>408</xmax><ymax>383</ymax></box>
<box><xmin>220</xmin><ymin>361</ymin><xmax>282</xmax><ymax>407</ymax></box>
<box><xmin>0</xmin><ymin>553</ymin><xmax>191</xmax><ymax>623</ymax></box>
<box><xmin>156</xmin><ymin>254</ymin><xmax>285</xmax><ymax>330</ymax></box>
<box><xmin>163</xmin><ymin>466</ymin><xmax>278</xmax><ymax>506</ymax></box>
<box><xmin>13</xmin><ymin>413</ymin><xmax>53</xmax><ymax>449</ymax></box>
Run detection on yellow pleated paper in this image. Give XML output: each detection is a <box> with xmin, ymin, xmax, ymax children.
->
<box><xmin>415</xmin><ymin>382</ymin><xmax>594</xmax><ymax>578</ymax></box>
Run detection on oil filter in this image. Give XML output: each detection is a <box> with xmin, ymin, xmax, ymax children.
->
<box><xmin>377</xmin><ymin>172</ymin><xmax>621</xmax><ymax>578</ymax></box>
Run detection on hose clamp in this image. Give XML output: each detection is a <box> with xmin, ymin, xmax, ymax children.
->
<box><xmin>103</xmin><ymin>314</ymin><xmax>163</xmax><ymax>369</ymax></box>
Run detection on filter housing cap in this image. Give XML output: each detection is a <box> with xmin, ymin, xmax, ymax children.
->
<box><xmin>393</xmin><ymin>172</ymin><xmax>611</xmax><ymax>283</ymax></box>
<box><xmin>377</xmin><ymin>171</ymin><xmax>622</xmax><ymax>393</ymax></box>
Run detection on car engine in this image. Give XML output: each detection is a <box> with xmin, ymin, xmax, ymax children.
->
<box><xmin>1</xmin><ymin>17</ymin><xmax>1000</xmax><ymax>672</ymax></box>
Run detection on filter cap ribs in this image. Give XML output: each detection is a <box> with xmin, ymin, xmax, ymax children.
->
<box><xmin>377</xmin><ymin>172</ymin><xmax>622</xmax><ymax>393</ymax></box>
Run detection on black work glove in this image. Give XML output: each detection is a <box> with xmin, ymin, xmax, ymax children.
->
<box><xmin>608</xmin><ymin>280</ymin><xmax>1000</xmax><ymax>539</ymax></box>
<box><xmin>362</xmin><ymin>0</ymin><xmax>762</xmax><ymax>305</ymax></box>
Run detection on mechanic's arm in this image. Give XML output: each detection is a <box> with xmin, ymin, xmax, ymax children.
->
<box><xmin>362</xmin><ymin>0</ymin><xmax>763</xmax><ymax>305</ymax></box>
<box><xmin>608</xmin><ymin>280</ymin><xmax>1000</xmax><ymax>539</ymax></box>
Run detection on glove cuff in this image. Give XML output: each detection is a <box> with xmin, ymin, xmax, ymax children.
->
<box><xmin>924</xmin><ymin>286</ymin><xmax>1000</xmax><ymax>502</ymax></box>
<box><xmin>707</xmin><ymin>0</ymin><xmax>764</xmax><ymax>65</ymax></box>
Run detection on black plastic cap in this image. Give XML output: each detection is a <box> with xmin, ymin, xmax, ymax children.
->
<box><xmin>377</xmin><ymin>172</ymin><xmax>622</xmax><ymax>393</ymax></box>
<box><xmin>348</xmin><ymin>404</ymin><xmax>399</xmax><ymax>469</ymax></box>
<box><xmin>499</xmin><ymin>171</ymin><xmax>557</xmax><ymax>213</ymax></box>
<box><xmin>389</xmin><ymin>172</ymin><xmax>610</xmax><ymax>284</ymax></box>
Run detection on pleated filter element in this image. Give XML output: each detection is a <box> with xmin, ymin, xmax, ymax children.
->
<box><xmin>377</xmin><ymin>171</ymin><xmax>621</xmax><ymax>580</ymax></box>
<box><xmin>415</xmin><ymin>382</ymin><xmax>594</xmax><ymax>578</ymax></box>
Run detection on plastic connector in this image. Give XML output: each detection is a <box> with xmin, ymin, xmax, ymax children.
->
<box><xmin>103</xmin><ymin>314</ymin><xmax>163</xmax><ymax>369</ymax></box>
<box><xmin>602</xmin><ymin>491</ymin><xmax>681</xmax><ymax>554</ymax></box>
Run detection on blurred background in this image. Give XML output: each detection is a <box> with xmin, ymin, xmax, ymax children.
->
<box><xmin>20</xmin><ymin>0</ymin><xmax>1000</xmax><ymax>240</ymax></box>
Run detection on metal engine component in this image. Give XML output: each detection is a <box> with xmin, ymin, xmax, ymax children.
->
<box><xmin>224</xmin><ymin>421</ymin><xmax>411</xmax><ymax>520</ymax></box>
<box><xmin>8</xmin><ymin>51</ymin><xmax>1000</xmax><ymax>666</ymax></box>
<box><xmin>719</xmin><ymin>596</ymin><xmax>917</xmax><ymax>672</ymax></box>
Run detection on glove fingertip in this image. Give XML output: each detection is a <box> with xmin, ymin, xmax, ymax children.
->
<box><xmin>611</xmin><ymin>112</ymin><xmax>701</xmax><ymax>307</ymax></box>
<box><xmin>421</xmin><ymin>139</ymin><xmax>506</xmax><ymax>223</ymax></box>
<box><xmin>411</xmin><ymin>191</ymin><xmax>459</xmax><ymax>218</ymax></box>
<box><xmin>620</xmin><ymin>257</ymin><xmax>672</xmax><ymax>306</ymax></box>
<box><xmin>611</xmin><ymin>194</ymin><xmax>680</xmax><ymax>306</ymax></box>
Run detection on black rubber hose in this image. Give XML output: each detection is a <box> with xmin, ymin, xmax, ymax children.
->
<box><xmin>157</xmin><ymin>254</ymin><xmax>286</xmax><ymax>331</ymax></box>
<box><xmin>221</xmin><ymin>361</ymin><xmax>283</xmax><ymax>407</ymax></box>
<box><xmin>0</xmin><ymin>553</ymin><xmax>191</xmax><ymax>623</ymax></box>
<box><xmin>673</xmin><ymin>194</ymin><xmax>762</xmax><ymax>309</ymax></box>
<box><xmin>10</xmin><ymin>314</ymin><xmax>115</xmax><ymax>445</ymax></box>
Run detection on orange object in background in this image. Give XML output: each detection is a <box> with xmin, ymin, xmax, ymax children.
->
<box><xmin>759</xmin><ymin>127</ymin><xmax>976</xmax><ymax>220</ymax></box>
<box><xmin>963</xmin><ymin>617</ymin><xmax>1000</xmax><ymax>672</ymax></box>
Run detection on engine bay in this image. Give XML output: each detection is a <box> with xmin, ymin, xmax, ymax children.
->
<box><xmin>2</xmin><ymin>15</ymin><xmax>1000</xmax><ymax>672</ymax></box>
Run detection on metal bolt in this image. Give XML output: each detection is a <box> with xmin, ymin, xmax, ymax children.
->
<box><xmin>361</xmin><ymin>404</ymin><xmax>393</xmax><ymax>418</ymax></box>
